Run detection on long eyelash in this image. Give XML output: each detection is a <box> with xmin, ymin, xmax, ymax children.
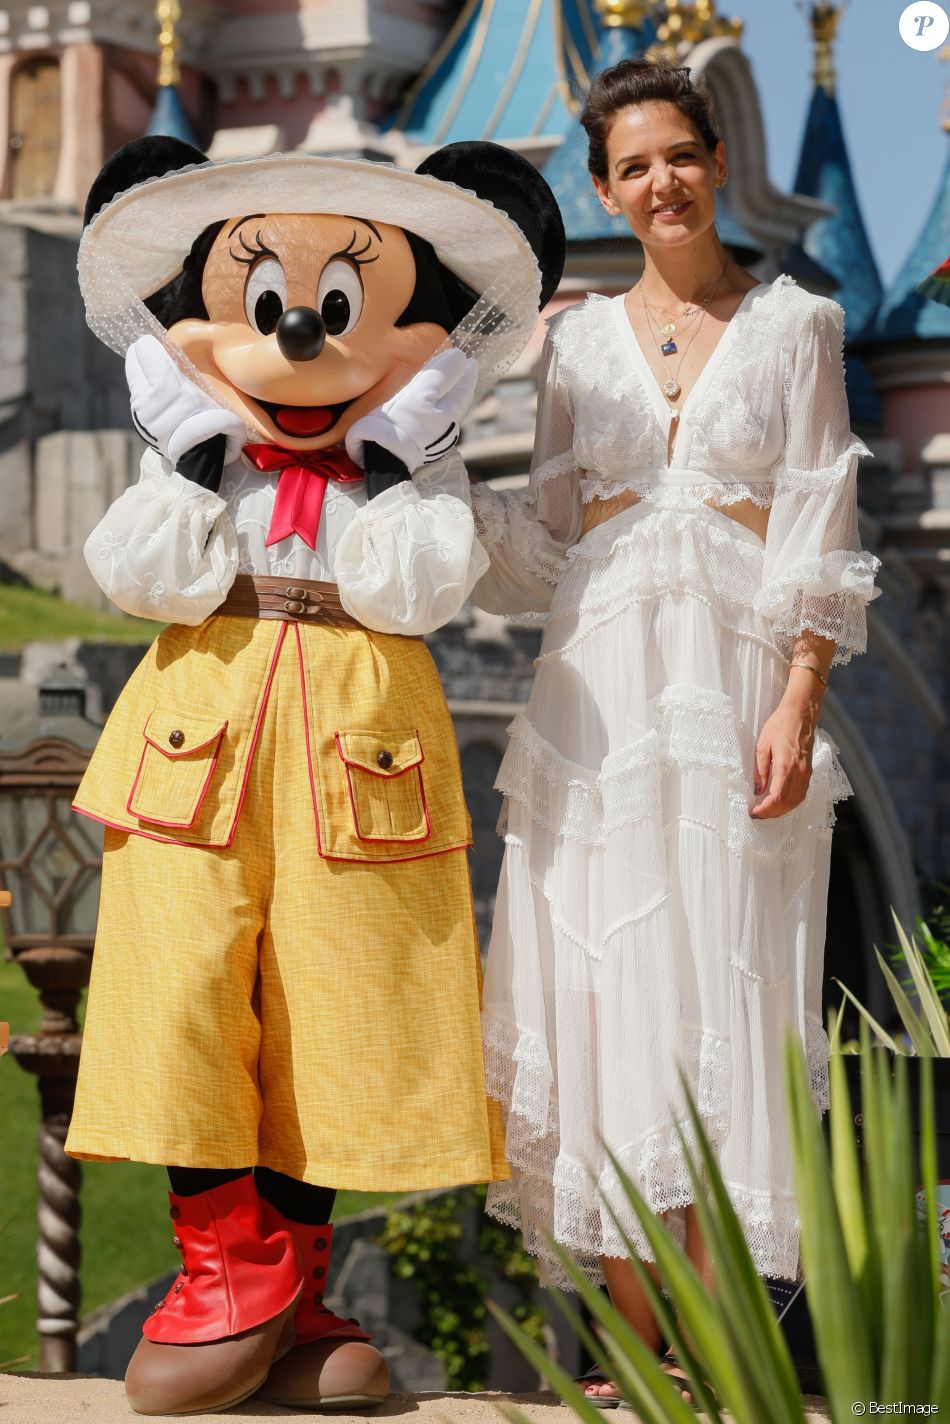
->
<box><xmin>229</xmin><ymin>227</ymin><xmax>278</xmax><ymax>266</ymax></box>
<box><xmin>337</xmin><ymin>228</ymin><xmax>379</xmax><ymax>266</ymax></box>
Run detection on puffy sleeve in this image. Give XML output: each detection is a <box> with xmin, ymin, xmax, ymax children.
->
<box><xmin>332</xmin><ymin>449</ymin><xmax>489</xmax><ymax>635</ymax></box>
<box><xmin>84</xmin><ymin>447</ymin><xmax>239</xmax><ymax>625</ymax></box>
<box><xmin>469</xmin><ymin>330</ymin><xmax>583</xmax><ymax>616</ymax></box>
<box><xmin>754</xmin><ymin>297</ymin><xmax>880</xmax><ymax>665</ymax></box>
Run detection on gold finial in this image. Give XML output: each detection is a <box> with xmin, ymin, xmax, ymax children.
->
<box><xmin>594</xmin><ymin>0</ymin><xmax>652</xmax><ymax>26</ymax></box>
<box><xmin>655</xmin><ymin>0</ymin><xmax>744</xmax><ymax>50</ymax></box>
<box><xmin>156</xmin><ymin>0</ymin><xmax>183</xmax><ymax>89</ymax></box>
<box><xmin>797</xmin><ymin>3</ymin><xmax>843</xmax><ymax>95</ymax></box>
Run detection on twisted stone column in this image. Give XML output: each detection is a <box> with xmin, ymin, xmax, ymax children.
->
<box><xmin>10</xmin><ymin>947</ymin><xmax>89</xmax><ymax>1372</ymax></box>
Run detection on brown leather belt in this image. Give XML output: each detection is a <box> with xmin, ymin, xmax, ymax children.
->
<box><xmin>217</xmin><ymin>575</ymin><xmax>363</xmax><ymax>628</ymax></box>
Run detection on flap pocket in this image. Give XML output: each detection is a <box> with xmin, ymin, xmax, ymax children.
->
<box><xmin>336</xmin><ymin>731</ymin><xmax>424</xmax><ymax>778</ymax></box>
<box><xmin>128</xmin><ymin>708</ymin><xmax>228</xmax><ymax>829</ymax></box>
<box><xmin>335</xmin><ymin>729</ymin><xmax>429</xmax><ymax>843</ymax></box>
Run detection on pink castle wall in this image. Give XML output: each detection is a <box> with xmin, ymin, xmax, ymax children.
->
<box><xmin>880</xmin><ymin>385</ymin><xmax>950</xmax><ymax>471</ymax></box>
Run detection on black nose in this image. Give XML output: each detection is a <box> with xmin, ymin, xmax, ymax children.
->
<box><xmin>276</xmin><ymin>306</ymin><xmax>326</xmax><ymax>361</ymax></box>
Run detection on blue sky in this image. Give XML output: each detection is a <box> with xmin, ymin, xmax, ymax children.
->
<box><xmin>739</xmin><ymin>0</ymin><xmax>947</xmax><ymax>285</ymax></box>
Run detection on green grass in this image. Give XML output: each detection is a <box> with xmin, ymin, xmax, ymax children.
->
<box><xmin>0</xmin><ymin>584</ymin><xmax>158</xmax><ymax>651</ymax></box>
<box><xmin>0</xmin><ymin>958</ymin><xmax>402</xmax><ymax>1370</ymax></box>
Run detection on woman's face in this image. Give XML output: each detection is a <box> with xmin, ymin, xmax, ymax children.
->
<box><xmin>591</xmin><ymin>100</ymin><xmax>727</xmax><ymax>252</ymax></box>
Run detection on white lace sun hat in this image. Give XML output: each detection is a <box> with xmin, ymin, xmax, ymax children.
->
<box><xmin>78</xmin><ymin>145</ymin><xmax>562</xmax><ymax>402</ymax></box>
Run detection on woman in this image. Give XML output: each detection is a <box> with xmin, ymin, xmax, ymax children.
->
<box><xmin>469</xmin><ymin>58</ymin><xmax>879</xmax><ymax>1400</ymax></box>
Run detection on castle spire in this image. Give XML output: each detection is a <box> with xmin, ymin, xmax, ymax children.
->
<box><xmin>146</xmin><ymin>0</ymin><xmax>200</xmax><ymax>147</ymax></box>
<box><xmin>874</xmin><ymin>51</ymin><xmax>950</xmax><ymax>342</ymax></box>
<box><xmin>792</xmin><ymin>1</ymin><xmax>882</xmax><ymax>365</ymax></box>
<box><xmin>805</xmin><ymin>2</ymin><xmax>841</xmax><ymax>95</ymax></box>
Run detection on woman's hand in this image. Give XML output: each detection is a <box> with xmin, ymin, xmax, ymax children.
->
<box><xmin>750</xmin><ymin>682</ymin><xmax>822</xmax><ymax>820</ymax></box>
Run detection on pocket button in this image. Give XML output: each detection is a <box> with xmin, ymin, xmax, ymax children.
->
<box><xmin>168</xmin><ymin>729</ymin><xmax>185</xmax><ymax>749</ymax></box>
<box><xmin>376</xmin><ymin>749</ymin><xmax>393</xmax><ymax>770</ymax></box>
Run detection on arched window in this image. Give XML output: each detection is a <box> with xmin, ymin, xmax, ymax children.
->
<box><xmin>10</xmin><ymin>57</ymin><xmax>61</xmax><ymax>200</ymax></box>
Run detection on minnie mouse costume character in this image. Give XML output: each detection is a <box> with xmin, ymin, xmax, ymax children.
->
<box><xmin>66</xmin><ymin>138</ymin><xmax>564</xmax><ymax>1415</ymax></box>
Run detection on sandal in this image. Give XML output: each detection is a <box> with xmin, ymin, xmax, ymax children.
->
<box><xmin>660</xmin><ymin>1352</ymin><xmax>719</xmax><ymax>1410</ymax></box>
<box><xmin>572</xmin><ymin>1362</ymin><xmax>623</xmax><ymax>1409</ymax></box>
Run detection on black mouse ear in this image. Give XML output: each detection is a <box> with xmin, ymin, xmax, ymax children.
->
<box><xmin>415</xmin><ymin>141</ymin><xmax>565</xmax><ymax>310</ymax></box>
<box><xmin>84</xmin><ymin>136</ymin><xmax>209</xmax><ymax>228</ymax></box>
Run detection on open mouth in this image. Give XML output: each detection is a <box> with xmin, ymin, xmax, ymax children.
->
<box><xmin>652</xmin><ymin>200</ymin><xmax>692</xmax><ymax>218</ymax></box>
<box><xmin>257</xmin><ymin>395</ymin><xmax>355</xmax><ymax>439</ymax></box>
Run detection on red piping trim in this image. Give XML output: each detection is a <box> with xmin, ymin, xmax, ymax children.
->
<box><xmin>126</xmin><ymin>729</ymin><xmax>225</xmax><ymax>828</ymax></box>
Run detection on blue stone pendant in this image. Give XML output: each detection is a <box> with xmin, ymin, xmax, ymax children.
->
<box><xmin>661</xmin><ymin>339</ymin><xmax>678</xmax><ymax>355</ymax></box>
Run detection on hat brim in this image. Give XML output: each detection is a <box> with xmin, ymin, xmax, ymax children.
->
<box><xmin>78</xmin><ymin>152</ymin><xmax>542</xmax><ymax>396</ymax></box>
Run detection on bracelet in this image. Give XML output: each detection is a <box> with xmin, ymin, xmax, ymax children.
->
<box><xmin>789</xmin><ymin>660</ymin><xmax>828</xmax><ymax>689</ymax></box>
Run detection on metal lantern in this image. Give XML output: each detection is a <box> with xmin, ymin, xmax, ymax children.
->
<box><xmin>0</xmin><ymin>673</ymin><xmax>102</xmax><ymax>1371</ymax></box>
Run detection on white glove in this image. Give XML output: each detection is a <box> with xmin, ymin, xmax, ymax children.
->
<box><xmin>126</xmin><ymin>335</ymin><xmax>248</xmax><ymax>468</ymax></box>
<box><xmin>344</xmin><ymin>348</ymin><xmax>478</xmax><ymax>473</ymax></box>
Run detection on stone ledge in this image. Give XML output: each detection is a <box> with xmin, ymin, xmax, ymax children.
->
<box><xmin>0</xmin><ymin>1374</ymin><xmax>832</xmax><ymax>1421</ymax></box>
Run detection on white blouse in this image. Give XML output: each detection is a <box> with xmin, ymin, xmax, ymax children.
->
<box><xmin>470</xmin><ymin>275</ymin><xmax>880</xmax><ymax>664</ymax></box>
<box><xmin>84</xmin><ymin>445</ymin><xmax>489</xmax><ymax>636</ymax></box>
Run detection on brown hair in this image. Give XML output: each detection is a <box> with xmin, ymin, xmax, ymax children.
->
<box><xmin>580</xmin><ymin>58</ymin><xmax>719</xmax><ymax>180</ymax></box>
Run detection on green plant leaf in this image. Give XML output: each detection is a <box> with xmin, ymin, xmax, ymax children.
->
<box><xmin>832</xmin><ymin>978</ymin><xmax>901</xmax><ymax>1052</ymax></box>
<box><xmin>785</xmin><ymin>1034</ymin><xmax>877</xmax><ymax>1416</ymax></box>
<box><xmin>891</xmin><ymin>911</ymin><xmax>950</xmax><ymax>1055</ymax></box>
<box><xmin>664</xmin><ymin>1086</ymin><xmax>804</xmax><ymax>1424</ymax></box>
<box><xmin>829</xmin><ymin>1042</ymin><xmax>868</xmax><ymax>1281</ymax></box>
<box><xmin>602</xmin><ymin>1119</ymin><xmax>802</xmax><ymax>1424</ymax></box>
<box><xmin>873</xmin><ymin>947</ymin><xmax>933</xmax><ymax>1056</ymax></box>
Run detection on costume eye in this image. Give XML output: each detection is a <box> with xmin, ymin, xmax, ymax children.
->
<box><xmin>244</xmin><ymin>257</ymin><xmax>287</xmax><ymax>335</ymax></box>
<box><xmin>316</xmin><ymin>259</ymin><xmax>363</xmax><ymax>337</ymax></box>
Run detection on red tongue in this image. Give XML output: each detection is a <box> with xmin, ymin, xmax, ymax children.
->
<box><xmin>275</xmin><ymin>406</ymin><xmax>334</xmax><ymax>437</ymax></box>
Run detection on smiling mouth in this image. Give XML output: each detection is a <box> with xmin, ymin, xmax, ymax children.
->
<box><xmin>256</xmin><ymin>395</ymin><xmax>356</xmax><ymax>439</ymax></box>
<box><xmin>653</xmin><ymin>200</ymin><xmax>692</xmax><ymax>216</ymax></box>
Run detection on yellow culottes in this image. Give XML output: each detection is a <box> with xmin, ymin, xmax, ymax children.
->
<box><xmin>66</xmin><ymin>615</ymin><xmax>507</xmax><ymax>1191</ymax></box>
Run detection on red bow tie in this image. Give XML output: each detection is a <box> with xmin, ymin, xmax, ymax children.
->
<box><xmin>244</xmin><ymin>443</ymin><xmax>364</xmax><ymax>551</ymax></box>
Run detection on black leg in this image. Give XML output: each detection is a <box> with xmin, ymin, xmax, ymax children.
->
<box><xmin>166</xmin><ymin>1166</ymin><xmax>251</xmax><ymax>1197</ymax></box>
<box><xmin>255</xmin><ymin>1167</ymin><xmax>336</xmax><ymax>1226</ymax></box>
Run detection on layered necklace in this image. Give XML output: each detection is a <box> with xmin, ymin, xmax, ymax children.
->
<box><xmin>638</xmin><ymin>259</ymin><xmax>729</xmax><ymax>402</ymax></box>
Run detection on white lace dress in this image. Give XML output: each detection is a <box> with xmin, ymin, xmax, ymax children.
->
<box><xmin>469</xmin><ymin>275</ymin><xmax>880</xmax><ymax>1284</ymax></box>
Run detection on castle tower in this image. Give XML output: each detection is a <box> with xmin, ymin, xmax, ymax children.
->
<box><xmin>860</xmin><ymin>68</ymin><xmax>950</xmax><ymax>478</ymax></box>
<box><xmin>146</xmin><ymin>0</ymin><xmax>200</xmax><ymax>147</ymax></box>
<box><xmin>791</xmin><ymin>4</ymin><xmax>883</xmax><ymax>422</ymax></box>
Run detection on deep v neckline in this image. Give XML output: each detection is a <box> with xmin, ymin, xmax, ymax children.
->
<box><xmin>612</xmin><ymin>283</ymin><xmax>764</xmax><ymax>466</ymax></box>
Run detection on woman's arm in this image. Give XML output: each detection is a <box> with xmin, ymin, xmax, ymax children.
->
<box><xmin>750</xmin><ymin>630</ymin><xmax>834</xmax><ymax>820</ymax></box>
<box><xmin>751</xmin><ymin>297</ymin><xmax>880</xmax><ymax>820</ymax></box>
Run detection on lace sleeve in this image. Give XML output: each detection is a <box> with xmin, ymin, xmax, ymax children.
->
<box><xmin>469</xmin><ymin>331</ymin><xmax>582</xmax><ymax>617</ymax></box>
<box><xmin>83</xmin><ymin>448</ymin><xmax>239</xmax><ymax>624</ymax></box>
<box><xmin>754</xmin><ymin>298</ymin><xmax>880</xmax><ymax>665</ymax></box>
<box><xmin>333</xmin><ymin>450</ymin><xmax>489</xmax><ymax>635</ymax></box>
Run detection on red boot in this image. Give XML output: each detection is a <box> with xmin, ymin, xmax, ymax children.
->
<box><xmin>258</xmin><ymin>1217</ymin><xmax>390</xmax><ymax>1410</ymax></box>
<box><xmin>125</xmin><ymin>1176</ymin><xmax>303</xmax><ymax>1415</ymax></box>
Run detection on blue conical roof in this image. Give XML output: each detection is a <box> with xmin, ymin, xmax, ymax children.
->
<box><xmin>793</xmin><ymin>85</ymin><xmax>883</xmax><ymax>338</ymax></box>
<box><xmin>874</xmin><ymin>134</ymin><xmax>950</xmax><ymax>342</ymax></box>
<box><xmin>386</xmin><ymin>0</ymin><xmax>602</xmax><ymax>145</ymax></box>
<box><xmin>147</xmin><ymin>83</ymin><xmax>199</xmax><ymax>147</ymax></box>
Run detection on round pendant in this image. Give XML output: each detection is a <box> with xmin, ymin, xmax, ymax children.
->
<box><xmin>663</xmin><ymin>378</ymin><xmax>681</xmax><ymax>399</ymax></box>
<box><xmin>661</xmin><ymin>322</ymin><xmax>676</xmax><ymax>338</ymax></box>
